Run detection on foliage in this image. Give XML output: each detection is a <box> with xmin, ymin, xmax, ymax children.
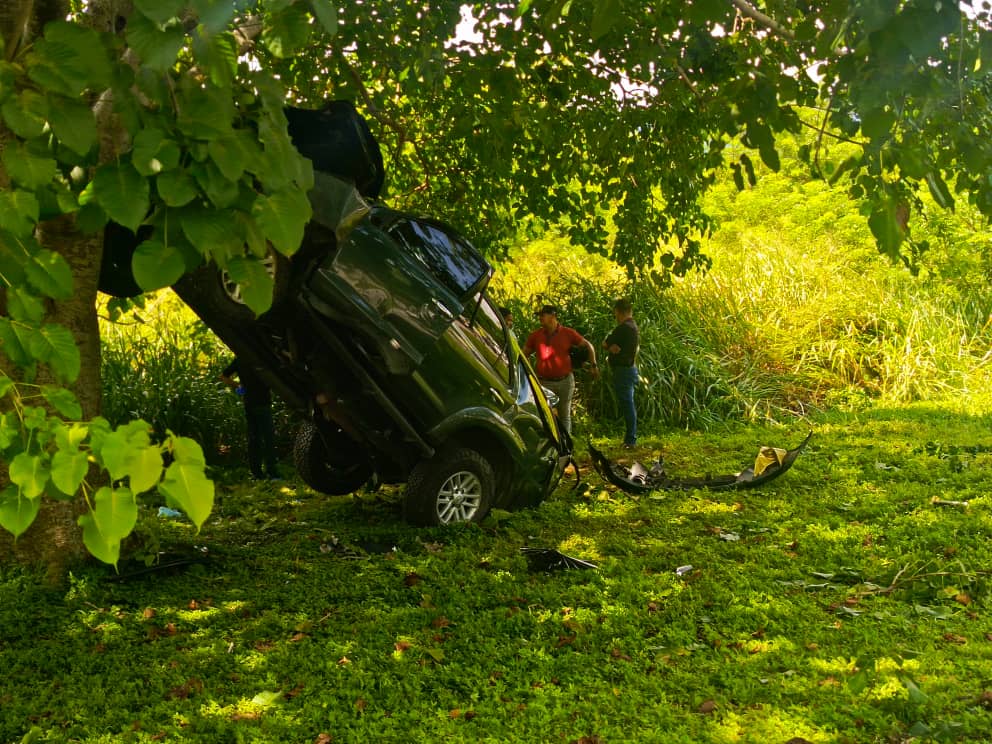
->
<box><xmin>2</xmin><ymin>1</ymin><xmax>990</xmax><ymax>566</ymax></box>
<box><xmin>4</xmin><ymin>403</ymin><xmax>992</xmax><ymax>741</ymax></box>
<box><xmin>100</xmin><ymin>292</ymin><xmax>296</xmax><ymax>467</ymax></box>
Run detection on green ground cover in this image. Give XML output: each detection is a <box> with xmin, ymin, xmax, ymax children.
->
<box><xmin>3</xmin><ymin>400</ymin><xmax>992</xmax><ymax>743</ymax></box>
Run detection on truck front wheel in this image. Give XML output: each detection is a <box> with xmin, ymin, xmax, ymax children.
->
<box><xmin>403</xmin><ymin>447</ymin><xmax>495</xmax><ymax>526</ymax></box>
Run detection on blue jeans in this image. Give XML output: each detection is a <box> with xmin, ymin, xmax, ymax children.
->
<box><xmin>611</xmin><ymin>366</ymin><xmax>638</xmax><ymax>445</ymax></box>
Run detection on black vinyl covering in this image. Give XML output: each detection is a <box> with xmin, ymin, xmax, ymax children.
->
<box><xmin>589</xmin><ymin>431</ymin><xmax>813</xmax><ymax>494</ymax></box>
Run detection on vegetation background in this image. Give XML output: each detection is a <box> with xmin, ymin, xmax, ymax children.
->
<box><xmin>9</xmin><ymin>93</ymin><xmax>992</xmax><ymax>744</ymax></box>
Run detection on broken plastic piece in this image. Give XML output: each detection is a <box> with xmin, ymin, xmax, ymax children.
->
<box><xmin>520</xmin><ymin>547</ymin><xmax>598</xmax><ymax>572</ymax></box>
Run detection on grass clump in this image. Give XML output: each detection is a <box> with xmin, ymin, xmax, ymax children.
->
<box><xmin>3</xmin><ymin>400</ymin><xmax>992</xmax><ymax>743</ymax></box>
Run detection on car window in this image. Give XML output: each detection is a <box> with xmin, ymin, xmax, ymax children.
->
<box><xmin>389</xmin><ymin>219</ymin><xmax>490</xmax><ymax>299</ymax></box>
<box><xmin>455</xmin><ymin>296</ymin><xmax>511</xmax><ymax>386</ymax></box>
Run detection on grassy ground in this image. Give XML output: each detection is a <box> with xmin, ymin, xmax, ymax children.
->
<box><xmin>3</xmin><ymin>401</ymin><xmax>992</xmax><ymax>743</ymax></box>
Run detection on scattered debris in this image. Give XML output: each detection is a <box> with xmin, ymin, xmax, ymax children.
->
<box><xmin>520</xmin><ymin>547</ymin><xmax>598</xmax><ymax>572</ymax></box>
<box><xmin>588</xmin><ymin>432</ymin><xmax>812</xmax><ymax>494</ymax></box>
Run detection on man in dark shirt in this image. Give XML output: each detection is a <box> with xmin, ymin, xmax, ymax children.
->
<box><xmin>221</xmin><ymin>358</ymin><xmax>280</xmax><ymax>480</ymax></box>
<box><xmin>602</xmin><ymin>298</ymin><xmax>640</xmax><ymax>448</ymax></box>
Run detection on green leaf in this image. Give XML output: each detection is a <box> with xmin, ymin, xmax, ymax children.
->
<box><xmin>159</xmin><ymin>461</ymin><xmax>214</xmax><ymax>531</ymax></box>
<box><xmin>868</xmin><ymin>204</ymin><xmax>904</xmax><ymax>259</ymax></box>
<box><xmin>591</xmin><ymin>0</ymin><xmax>621</xmax><ymax>40</ymax></box>
<box><xmin>9</xmin><ymin>452</ymin><xmax>50</xmax><ymax>499</ymax></box>
<box><xmin>740</xmin><ymin>153</ymin><xmax>757</xmax><ymax>187</ymax></box>
<box><xmin>225</xmin><ymin>256</ymin><xmax>274</xmax><ymax>315</ymax></box>
<box><xmin>6</xmin><ymin>287</ymin><xmax>45</xmax><ymax>324</ymax></box>
<box><xmin>126</xmin><ymin>13</ymin><xmax>187</xmax><ymax>72</ymax></box>
<box><xmin>93</xmin><ymin>486</ymin><xmax>138</xmax><ymax>545</ymax></box>
<box><xmin>2</xmin><ymin>145</ymin><xmax>57</xmax><ymax>189</ymax></box>
<box><xmin>189</xmin><ymin>0</ymin><xmax>237</xmax><ymax>34</ymax></box>
<box><xmin>175</xmin><ymin>79</ymin><xmax>236</xmax><ymax>140</ymax></box>
<box><xmin>30</xmin><ymin>21</ymin><xmax>113</xmax><ymax>95</ymax></box>
<box><xmin>28</xmin><ymin>324</ymin><xmax>81</xmax><ymax>383</ymax></box>
<box><xmin>132</xmin><ymin>128</ymin><xmax>182</xmax><ymax>176</ymax></box>
<box><xmin>129</xmin><ymin>445</ymin><xmax>164</xmax><ymax>494</ymax></box>
<box><xmin>208</xmin><ymin>134</ymin><xmax>251</xmax><ymax>182</ymax></box>
<box><xmin>0</xmin><ymin>485</ymin><xmax>40</xmax><ymax>539</ymax></box>
<box><xmin>25</xmin><ymin>248</ymin><xmax>74</xmax><ymax>300</ymax></box>
<box><xmin>263</xmin><ymin>7</ymin><xmax>312</xmax><ymax>58</ymax></box>
<box><xmin>0</xmin><ymin>318</ymin><xmax>33</xmax><ymax>367</ymax></box>
<box><xmin>309</xmin><ymin>0</ymin><xmax>339</xmax><ymax>36</ymax></box>
<box><xmin>133</xmin><ymin>0</ymin><xmax>185</xmax><ymax>25</ymax></box>
<box><xmin>861</xmin><ymin>107</ymin><xmax>896</xmax><ymax>140</ymax></box>
<box><xmin>156</xmin><ymin>169</ymin><xmax>199</xmax><ymax>207</ymax></box>
<box><xmin>1</xmin><ymin>91</ymin><xmax>49</xmax><ymax>139</ymax></box>
<box><xmin>51</xmin><ymin>449</ymin><xmax>89</xmax><ymax>496</ymax></box>
<box><xmin>193</xmin><ymin>29</ymin><xmax>238</xmax><ymax>89</ymax></box>
<box><xmin>86</xmin><ymin>162</ymin><xmax>150</xmax><ymax>233</ymax></box>
<box><xmin>251</xmin><ymin>690</ymin><xmax>282</xmax><ymax>707</ymax></box>
<box><xmin>47</xmin><ymin>97</ymin><xmax>98</xmax><ymax>156</ymax></box>
<box><xmin>181</xmin><ymin>205</ymin><xmax>242</xmax><ymax>259</ymax></box>
<box><xmin>253</xmin><ymin>188</ymin><xmax>311</xmax><ymax>256</ymax></box>
<box><xmin>191</xmin><ymin>159</ymin><xmax>240</xmax><ymax>208</ymax></box>
<box><xmin>171</xmin><ymin>435</ymin><xmax>207</xmax><ymax>467</ymax></box>
<box><xmin>133</xmin><ymin>238</ymin><xmax>188</xmax><ymax>291</ymax></box>
<box><xmin>0</xmin><ymin>376</ymin><xmax>13</xmax><ymax>399</ymax></box>
<box><xmin>0</xmin><ymin>190</ymin><xmax>40</xmax><ymax>236</ymax></box>
<box><xmin>41</xmin><ymin>385</ymin><xmax>82</xmax><ymax>419</ymax></box>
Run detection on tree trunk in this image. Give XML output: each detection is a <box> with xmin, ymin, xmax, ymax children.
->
<box><xmin>0</xmin><ymin>0</ymin><xmax>114</xmax><ymax>581</ymax></box>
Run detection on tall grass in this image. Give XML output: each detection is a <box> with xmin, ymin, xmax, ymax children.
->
<box><xmin>492</xmin><ymin>172</ymin><xmax>992</xmax><ymax>432</ymax></box>
<box><xmin>99</xmin><ymin>292</ymin><xmax>294</xmax><ymax>467</ymax></box>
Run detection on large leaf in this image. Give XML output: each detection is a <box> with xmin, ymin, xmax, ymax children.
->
<box><xmin>0</xmin><ymin>485</ymin><xmax>40</xmax><ymax>538</ymax></box>
<box><xmin>191</xmin><ymin>159</ymin><xmax>240</xmax><ymax>208</ymax></box>
<box><xmin>253</xmin><ymin>188</ymin><xmax>311</xmax><ymax>256</ymax></box>
<box><xmin>0</xmin><ymin>318</ymin><xmax>32</xmax><ymax>367</ymax></box>
<box><xmin>85</xmin><ymin>163</ymin><xmax>149</xmax><ymax>233</ymax></box>
<box><xmin>2</xmin><ymin>145</ymin><xmax>57</xmax><ymax>189</ymax></box>
<box><xmin>25</xmin><ymin>248</ymin><xmax>74</xmax><ymax>300</ymax></box>
<box><xmin>125</xmin><ymin>13</ymin><xmax>187</xmax><ymax>72</ymax></box>
<box><xmin>41</xmin><ymin>385</ymin><xmax>82</xmax><ymax>419</ymax></box>
<box><xmin>156</xmin><ymin>169</ymin><xmax>199</xmax><ymax>207</ymax></box>
<box><xmin>263</xmin><ymin>6</ymin><xmax>312</xmax><ymax>58</ymax></box>
<box><xmin>309</xmin><ymin>0</ymin><xmax>339</xmax><ymax>36</ymax></box>
<box><xmin>129</xmin><ymin>445</ymin><xmax>164</xmax><ymax>494</ymax></box>
<box><xmin>51</xmin><ymin>449</ymin><xmax>89</xmax><ymax>496</ymax></box>
<box><xmin>47</xmin><ymin>97</ymin><xmax>98</xmax><ymax>156</ymax></box>
<box><xmin>8</xmin><ymin>452</ymin><xmax>50</xmax><ymax>499</ymax></box>
<box><xmin>132</xmin><ymin>128</ymin><xmax>181</xmax><ymax>176</ymax></box>
<box><xmin>591</xmin><ymin>0</ymin><xmax>621</xmax><ymax>40</ymax></box>
<box><xmin>30</xmin><ymin>21</ymin><xmax>112</xmax><ymax>95</ymax></box>
<box><xmin>0</xmin><ymin>190</ymin><xmax>40</xmax><ymax>236</ymax></box>
<box><xmin>192</xmin><ymin>30</ymin><xmax>238</xmax><ymax>89</ymax></box>
<box><xmin>0</xmin><ymin>91</ymin><xmax>48</xmax><ymax>139</ymax></box>
<box><xmin>132</xmin><ymin>238</ymin><xmax>187</xmax><ymax>291</ymax></box>
<box><xmin>158</xmin><ymin>462</ymin><xmax>214</xmax><ymax>530</ymax></box>
<box><xmin>175</xmin><ymin>79</ymin><xmax>236</xmax><ymax>140</ymax></box>
<box><xmin>190</xmin><ymin>0</ymin><xmax>238</xmax><ymax>34</ymax></box>
<box><xmin>171</xmin><ymin>435</ymin><xmax>207</xmax><ymax>467</ymax></box>
<box><xmin>92</xmin><ymin>486</ymin><xmax>138</xmax><ymax>546</ymax></box>
<box><xmin>6</xmin><ymin>287</ymin><xmax>45</xmax><ymax>324</ymax></box>
<box><xmin>224</xmin><ymin>256</ymin><xmax>275</xmax><ymax>315</ymax></box>
<box><xmin>28</xmin><ymin>324</ymin><xmax>80</xmax><ymax>383</ymax></box>
<box><xmin>180</xmin><ymin>205</ymin><xmax>242</xmax><ymax>259</ymax></box>
<box><xmin>208</xmin><ymin>134</ymin><xmax>251</xmax><ymax>181</ymax></box>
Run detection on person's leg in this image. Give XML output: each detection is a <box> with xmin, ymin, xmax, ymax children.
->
<box><xmin>258</xmin><ymin>407</ymin><xmax>279</xmax><ymax>478</ymax></box>
<box><xmin>244</xmin><ymin>407</ymin><xmax>264</xmax><ymax>478</ymax></box>
<box><xmin>613</xmin><ymin>366</ymin><xmax>638</xmax><ymax>445</ymax></box>
<box><xmin>541</xmin><ymin>375</ymin><xmax>574</xmax><ymax>435</ymax></box>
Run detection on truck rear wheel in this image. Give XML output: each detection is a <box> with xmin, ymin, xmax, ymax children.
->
<box><xmin>403</xmin><ymin>447</ymin><xmax>495</xmax><ymax>526</ymax></box>
<box><xmin>293</xmin><ymin>421</ymin><xmax>372</xmax><ymax>495</ymax></box>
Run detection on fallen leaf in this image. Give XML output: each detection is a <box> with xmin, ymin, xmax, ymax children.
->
<box><xmin>956</xmin><ymin>593</ymin><xmax>972</xmax><ymax>605</ymax></box>
<box><xmin>142</xmin><ymin>608</ymin><xmax>156</xmax><ymax>619</ymax></box>
<box><xmin>431</xmin><ymin>616</ymin><xmax>451</xmax><ymax>629</ymax></box>
<box><xmin>337</xmin><ymin>656</ymin><xmax>351</xmax><ymax>665</ymax></box>
<box><xmin>978</xmin><ymin>691</ymin><xmax>992</xmax><ymax>709</ymax></box>
<box><xmin>314</xmin><ymin>734</ymin><xmax>333</xmax><ymax>744</ymax></box>
<box><xmin>449</xmin><ymin>708</ymin><xmax>461</xmax><ymax>718</ymax></box>
<box><xmin>355</xmin><ymin>698</ymin><xmax>367</xmax><ymax>712</ymax></box>
<box><xmin>403</xmin><ymin>572</ymin><xmax>422</xmax><ymax>586</ymax></box>
<box><xmin>290</xmin><ymin>632</ymin><xmax>307</xmax><ymax>642</ymax></box>
<box><xmin>943</xmin><ymin>633</ymin><xmax>967</xmax><ymax>644</ymax></box>
<box><xmin>394</xmin><ymin>640</ymin><xmax>412</xmax><ymax>652</ymax></box>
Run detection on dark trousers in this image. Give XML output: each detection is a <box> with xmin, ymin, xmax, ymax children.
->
<box><xmin>611</xmin><ymin>365</ymin><xmax>639</xmax><ymax>445</ymax></box>
<box><xmin>245</xmin><ymin>405</ymin><xmax>278</xmax><ymax>479</ymax></box>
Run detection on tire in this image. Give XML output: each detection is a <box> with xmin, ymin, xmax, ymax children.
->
<box><xmin>403</xmin><ymin>447</ymin><xmax>495</xmax><ymax>526</ymax></box>
<box><xmin>293</xmin><ymin>421</ymin><xmax>372</xmax><ymax>495</ymax></box>
<box><xmin>98</xmin><ymin>222</ymin><xmax>147</xmax><ymax>298</ymax></box>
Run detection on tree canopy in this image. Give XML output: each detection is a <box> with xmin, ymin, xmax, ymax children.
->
<box><xmin>0</xmin><ymin>0</ymin><xmax>990</xmax><ymax>567</ymax></box>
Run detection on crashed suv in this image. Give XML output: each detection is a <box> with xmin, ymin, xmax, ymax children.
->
<box><xmin>107</xmin><ymin>102</ymin><xmax>572</xmax><ymax>525</ymax></box>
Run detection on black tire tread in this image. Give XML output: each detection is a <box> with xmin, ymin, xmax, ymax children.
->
<box><xmin>403</xmin><ymin>446</ymin><xmax>495</xmax><ymax>527</ymax></box>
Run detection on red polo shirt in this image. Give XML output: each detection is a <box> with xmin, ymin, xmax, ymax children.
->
<box><xmin>524</xmin><ymin>325</ymin><xmax>585</xmax><ymax>379</ymax></box>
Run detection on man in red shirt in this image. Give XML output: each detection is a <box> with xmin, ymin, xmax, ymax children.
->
<box><xmin>523</xmin><ymin>305</ymin><xmax>599</xmax><ymax>434</ymax></box>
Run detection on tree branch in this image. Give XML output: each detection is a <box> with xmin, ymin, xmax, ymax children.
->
<box><xmin>730</xmin><ymin>0</ymin><xmax>795</xmax><ymax>41</ymax></box>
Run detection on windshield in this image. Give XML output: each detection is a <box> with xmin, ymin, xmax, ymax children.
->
<box><xmin>389</xmin><ymin>219</ymin><xmax>491</xmax><ymax>300</ymax></box>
